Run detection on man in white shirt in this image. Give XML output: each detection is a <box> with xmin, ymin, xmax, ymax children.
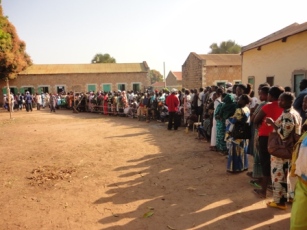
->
<box><xmin>198</xmin><ymin>88</ymin><xmax>204</xmax><ymax>120</ymax></box>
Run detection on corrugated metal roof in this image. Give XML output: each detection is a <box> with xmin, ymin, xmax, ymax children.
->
<box><xmin>241</xmin><ymin>22</ymin><xmax>307</xmax><ymax>52</ymax></box>
<box><xmin>18</xmin><ymin>62</ymin><xmax>149</xmax><ymax>75</ymax></box>
<box><xmin>172</xmin><ymin>71</ymin><xmax>182</xmax><ymax>81</ymax></box>
<box><xmin>193</xmin><ymin>53</ymin><xmax>241</xmax><ymax>66</ymax></box>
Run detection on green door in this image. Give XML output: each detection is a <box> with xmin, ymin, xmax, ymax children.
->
<box><xmin>294</xmin><ymin>74</ymin><xmax>305</xmax><ymax>97</ymax></box>
<box><xmin>103</xmin><ymin>84</ymin><xmax>111</xmax><ymax>93</ymax></box>
<box><xmin>19</xmin><ymin>87</ymin><xmax>25</xmax><ymax>94</ymax></box>
<box><xmin>133</xmin><ymin>83</ymin><xmax>140</xmax><ymax>92</ymax></box>
<box><xmin>37</xmin><ymin>87</ymin><xmax>43</xmax><ymax>94</ymax></box>
<box><xmin>118</xmin><ymin>84</ymin><xmax>125</xmax><ymax>91</ymax></box>
<box><xmin>248</xmin><ymin>76</ymin><xmax>255</xmax><ymax>91</ymax></box>
<box><xmin>2</xmin><ymin>87</ymin><xmax>7</xmax><ymax>94</ymax></box>
<box><xmin>87</xmin><ymin>85</ymin><xmax>96</xmax><ymax>92</ymax></box>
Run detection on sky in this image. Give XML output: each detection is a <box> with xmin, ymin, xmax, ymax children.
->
<box><xmin>2</xmin><ymin>0</ymin><xmax>307</xmax><ymax>77</ymax></box>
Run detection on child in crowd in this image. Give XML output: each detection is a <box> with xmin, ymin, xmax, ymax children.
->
<box><xmin>185</xmin><ymin>112</ymin><xmax>198</xmax><ymax>130</ymax></box>
<box><xmin>160</xmin><ymin>105</ymin><xmax>169</xmax><ymax>122</ymax></box>
<box><xmin>197</xmin><ymin>113</ymin><xmax>211</xmax><ymax>141</ymax></box>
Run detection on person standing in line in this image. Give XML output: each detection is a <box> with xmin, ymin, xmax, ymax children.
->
<box><xmin>225</xmin><ymin>94</ymin><xmax>251</xmax><ymax>173</ymax></box>
<box><xmin>248</xmin><ymin>85</ymin><xmax>270</xmax><ymax>187</ymax></box>
<box><xmin>103</xmin><ymin>92</ymin><xmax>109</xmax><ymax>115</ymax></box>
<box><xmin>210</xmin><ymin>88</ymin><xmax>223</xmax><ymax>151</ymax></box>
<box><xmin>216</xmin><ymin>92</ymin><xmax>237</xmax><ymax>154</ymax></box>
<box><xmin>41</xmin><ymin>92</ymin><xmax>46</xmax><ymax>108</ymax></box>
<box><xmin>3</xmin><ymin>94</ymin><xmax>8</xmax><ymax>110</ymax></box>
<box><xmin>192</xmin><ymin>89</ymin><xmax>198</xmax><ymax>116</ymax></box>
<box><xmin>36</xmin><ymin>93</ymin><xmax>42</xmax><ymax>110</ymax></box>
<box><xmin>203</xmin><ymin>87</ymin><xmax>211</xmax><ymax>114</ymax></box>
<box><xmin>183</xmin><ymin>89</ymin><xmax>192</xmax><ymax>125</ymax></box>
<box><xmin>190</xmin><ymin>89</ymin><xmax>195</xmax><ymax>112</ymax></box>
<box><xmin>8</xmin><ymin>92</ymin><xmax>15</xmax><ymax>112</ymax></box>
<box><xmin>253</xmin><ymin>86</ymin><xmax>285</xmax><ymax>198</ymax></box>
<box><xmin>293</xmin><ymin>79</ymin><xmax>307</xmax><ymax>121</ymax></box>
<box><xmin>290</xmin><ymin>128</ymin><xmax>307</xmax><ymax>229</ymax></box>
<box><xmin>49</xmin><ymin>93</ymin><xmax>56</xmax><ymax>113</ymax></box>
<box><xmin>17</xmin><ymin>93</ymin><xmax>23</xmax><ymax>111</ymax></box>
<box><xmin>25</xmin><ymin>91</ymin><xmax>33</xmax><ymax>112</ymax></box>
<box><xmin>266</xmin><ymin>92</ymin><xmax>301</xmax><ymax>210</ymax></box>
<box><xmin>166</xmin><ymin>89</ymin><xmax>180</xmax><ymax>130</ymax></box>
<box><xmin>197</xmin><ymin>87</ymin><xmax>205</xmax><ymax>120</ymax></box>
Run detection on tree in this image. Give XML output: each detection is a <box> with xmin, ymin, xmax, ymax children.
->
<box><xmin>209</xmin><ymin>40</ymin><xmax>241</xmax><ymax>54</ymax></box>
<box><xmin>149</xmin><ymin>69</ymin><xmax>163</xmax><ymax>84</ymax></box>
<box><xmin>0</xmin><ymin>5</ymin><xmax>32</xmax><ymax>80</ymax></box>
<box><xmin>91</xmin><ymin>53</ymin><xmax>116</xmax><ymax>63</ymax></box>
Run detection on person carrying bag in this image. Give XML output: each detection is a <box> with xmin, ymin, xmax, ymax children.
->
<box><xmin>232</xmin><ymin>108</ymin><xmax>251</xmax><ymax>140</ymax></box>
<box><xmin>268</xmin><ymin>129</ymin><xmax>299</xmax><ymax>159</ymax></box>
<box><xmin>265</xmin><ymin>92</ymin><xmax>302</xmax><ymax>210</ymax></box>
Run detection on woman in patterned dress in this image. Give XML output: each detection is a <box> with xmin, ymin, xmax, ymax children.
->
<box><xmin>226</xmin><ymin>94</ymin><xmax>251</xmax><ymax>173</ymax></box>
<box><xmin>265</xmin><ymin>92</ymin><xmax>301</xmax><ymax>210</ymax></box>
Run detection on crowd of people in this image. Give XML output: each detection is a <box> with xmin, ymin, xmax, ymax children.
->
<box><xmin>2</xmin><ymin>80</ymin><xmax>307</xmax><ymax>228</ymax></box>
<box><xmin>2</xmin><ymin>91</ymin><xmax>65</xmax><ymax>112</ymax></box>
<box><xmin>177</xmin><ymin>81</ymin><xmax>307</xmax><ymax>229</ymax></box>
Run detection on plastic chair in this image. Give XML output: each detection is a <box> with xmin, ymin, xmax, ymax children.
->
<box><xmin>193</xmin><ymin>116</ymin><xmax>202</xmax><ymax>132</ymax></box>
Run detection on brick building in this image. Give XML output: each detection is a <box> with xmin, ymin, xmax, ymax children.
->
<box><xmin>151</xmin><ymin>81</ymin><xmax>166</xmax><ymax>92</ymax></box>
<box><xmin>1</xmin><ymin>62</ymin><xmax>150</xmax><ymax>105</ymax></box>
<box><xmin>182</xmin><ymin>53</ymin><xmax>242</xmax><ymax>90</ymax></box>
<box><xmin>165</xmin><ymin>71</ymin><xmax>182</xmax><ymax>90</ymax></box>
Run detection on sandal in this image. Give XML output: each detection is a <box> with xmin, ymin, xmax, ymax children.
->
<box><xmin>266</xmin><ymin>201</ymin><xmax>287</xmax><ymax>210</ymax></box>
<box><xmin>253</xmin><ymin>189</ymin><xmax>266</xmax><ymax>198</ymax></box>
<box><xmin>250</xmin><ymin>180</ymin><xmax>262</xmax><ymax>189</ymax></box>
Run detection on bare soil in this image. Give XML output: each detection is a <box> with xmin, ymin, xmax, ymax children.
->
<box><xmin>0</xmin><ymin>108</ymin><xmax>291</xmax><ymax>230</ymax></box>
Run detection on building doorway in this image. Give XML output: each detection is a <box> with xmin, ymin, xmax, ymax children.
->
<box><xmin>57</xmin><ymin>86</ymin><xmax>66</xmax><ymax>94</ymax></box>
<box><xmin>294</xmin><ymin>74</ymin><xmax>305</xmax><ymax>97</ymax></box>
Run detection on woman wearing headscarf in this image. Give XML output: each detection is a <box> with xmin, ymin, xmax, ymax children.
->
<box><xmin>226</xmin><ymin>94</ymin><xmax>251</xmax><ymax>173</ymax></box>
<box><xmin>216</xmin><ymin>93</ymin><xmax>237</xmax><ymax>154</ymax></box>
<box><xmin>209</xmin><ymin>88</ymin><xmax>223</xmax><ymax>151</ymax></box>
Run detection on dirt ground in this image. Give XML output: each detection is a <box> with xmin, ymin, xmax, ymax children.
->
<box><xmin>0</xmin><ymin>108</ymin><xmax>291</xmax><ymax>230</ymax></box>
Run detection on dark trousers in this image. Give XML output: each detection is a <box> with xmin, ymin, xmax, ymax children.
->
<box><xmin>50</xmin><ymin>104</ymin><xmax>56</xmax><ymax>112</ymax></box>
<box><xmin>197</xmin><ymin>106</ymin><xmax>203</xmax><ymax>119</ymax></box>
<box><xmin>168</xmin><ymin>111</ymin><xmax>180</xmax><ymax>130</ymax></box>
<box><xmin>258</xmin><ymin>136</ymin><xmax>271</xmax><ymax>177</ymax></box>
<box><xmin>26</xmin><ymin>103</ymin><xmax>32</xmax><ymax>112</ymax></box>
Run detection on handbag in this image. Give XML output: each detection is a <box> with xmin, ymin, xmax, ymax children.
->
<box><xmin>232</xmin><ymin>109</ymin><xmax>251</xmax><ymax>139</ymax></box>
<box><xmin>232</xmin><ymin>121</ymin><xmax>251</xmax><ymax>139</ymax></box>
<box><xmin>268</xmin><ymin>130</ymin><xmax>298</xmax><ymax>159</ymax></box>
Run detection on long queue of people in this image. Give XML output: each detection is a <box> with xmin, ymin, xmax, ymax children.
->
<box><xmin>2</xmin><ymin>91</ymin><xmax>64</xmax><ymax>112</ymax></box>
<box><xmin>2</xmin><ymin>82</ymin><xmax>307</xmax><ymax>228</ymax></box>
<box><xmin>183</xmin><ymin>81</ymin><xmax>307</xmax><ymax>229</ymax></box>
<box><xmin>90</xmin><ymin>81</ymin><xmax>306</xmax><ymax>228</ymax></box>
